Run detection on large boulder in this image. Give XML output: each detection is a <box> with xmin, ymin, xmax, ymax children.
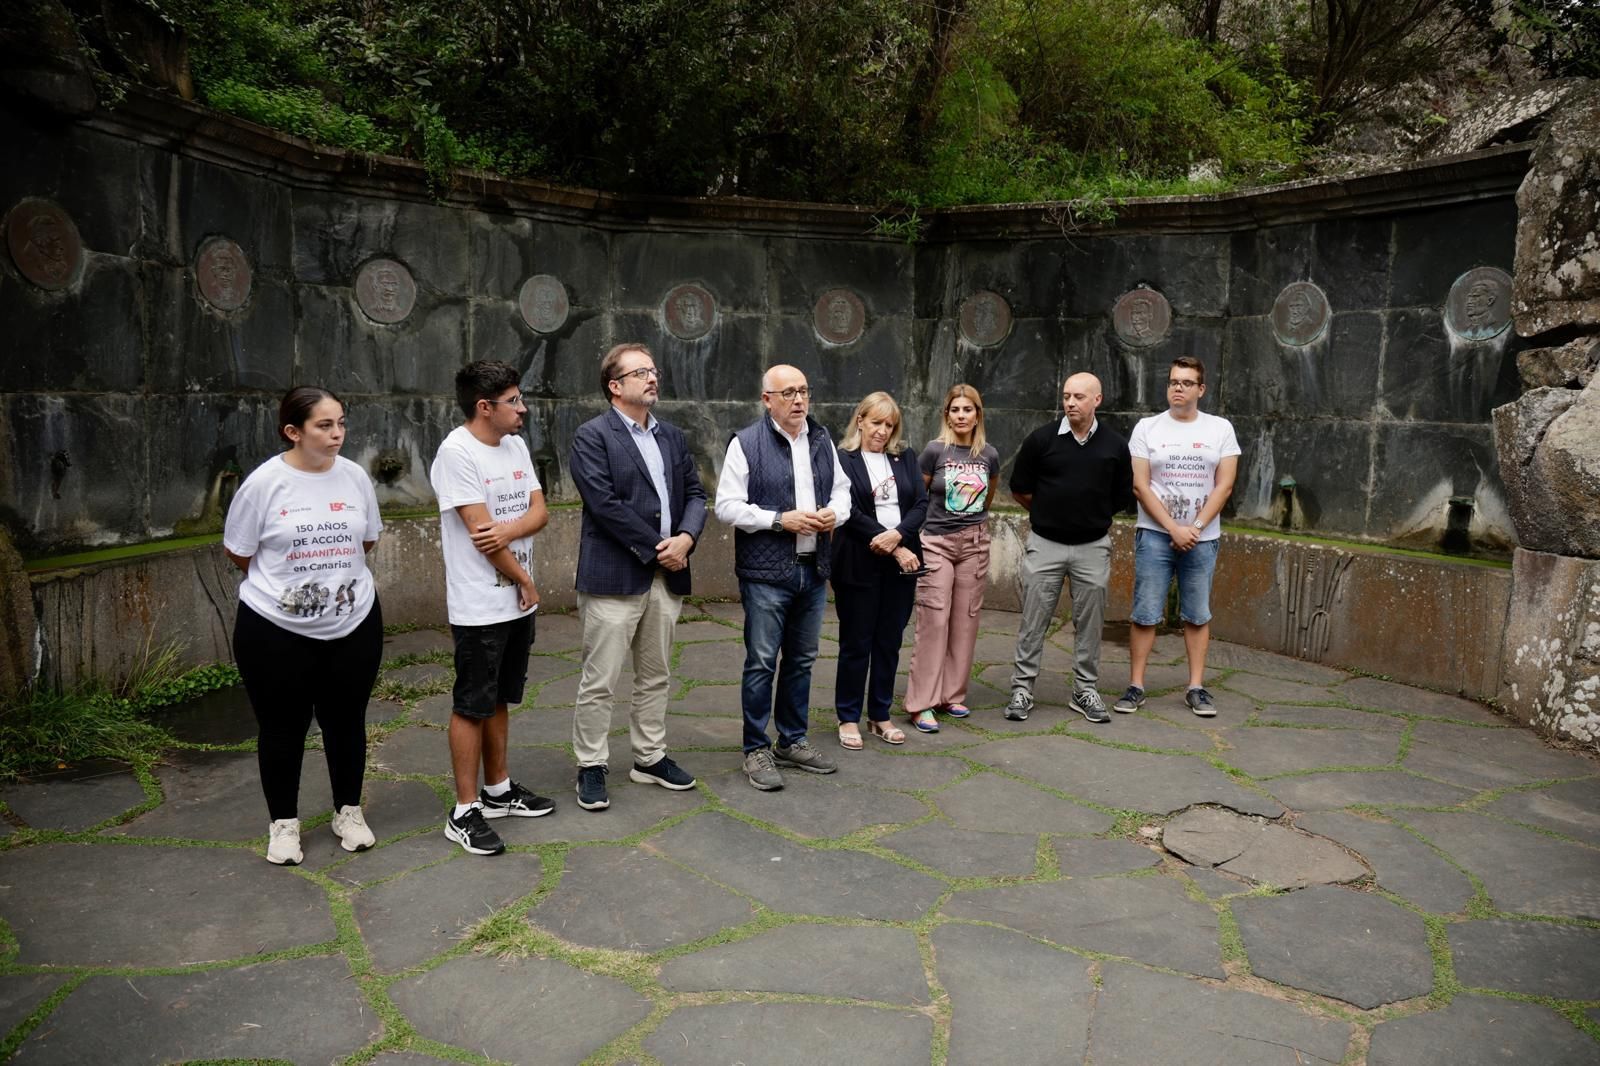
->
<box><xmin>1491</xmin><ymin>386</ymin><xmax>1589</xmax><ymax>556</ymax></box>
<box><xmin>1500</xmin><ymin>548</ymin><xmax>1600</xmax><ymax>744</ymax></box>
<box><xmin>1512</xmin><ymin>81</ymin><xmax>1600</xmax><ymax>337</ymax></box>
<box><xmin>1518</xmin><ymin>334</ymin><xmax>1600</xmax><ymax>389</ymax></box>
<box><xmin>1434</xmin><ymin>79</ymin><xmax>1585</xmax><ymax>157</ymax></box>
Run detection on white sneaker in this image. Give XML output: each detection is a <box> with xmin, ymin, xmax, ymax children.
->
<box><xmin>267</xmin><ymin>818</ymin><xmax>302</xmax><ymax>865</ymax></box>
<box><xmin>332</xmin><ymin>805</ymin><xmax>376</xmax><ymax>851</ymax></box>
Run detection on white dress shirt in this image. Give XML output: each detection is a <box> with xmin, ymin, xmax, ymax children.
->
<box><xmin>714</xmin><ymin>417</ymin><xmax>852</xmax><ymax>553</ymax></box>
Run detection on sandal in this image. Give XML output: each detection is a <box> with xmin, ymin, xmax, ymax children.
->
<box><xmin>945</xmin><ymin>704</ymin><xmax>971</xmax><ymax>719</ymax></box>
<box><xmin>910</xmin><ymin>710</ymin><xmax>940</xmax><ymax>733</ymax></box>
<box><xmin>838</xmin><ymin>725</ymin><xmax>864</xmax><ymax>750</ymax></box>
<box><xmin>868</xmin><ymin>720</ymin><xmax>907</xmax><ymax>745</ymax></box>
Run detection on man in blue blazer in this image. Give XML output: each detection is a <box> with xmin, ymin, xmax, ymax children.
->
<box><xmin>568</xmin><ymin>343</ymin><xmax>708</xmax><ymax>812</ymax></box>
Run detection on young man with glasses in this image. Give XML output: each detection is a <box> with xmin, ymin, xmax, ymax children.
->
<box><xmin>1116</xmin><ymin>356</ymin><xmax>1240</xmax><ymax>718</ymax></box>
<box><xmin>430</xmin><ymin>360</ymin><xmax>555</xmax><ymax>854</ymax></box>
<box><xmin>566</xmin><ymin>344</ymin><xmax>707</xmax><ymax>811</ymax></box>
<box><xmin>714</xmin><ymin>364</ymin><xmax>852</xmax><ymax>790</ymax></box>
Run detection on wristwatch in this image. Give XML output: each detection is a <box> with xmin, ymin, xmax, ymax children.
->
<box><xmin>770</xmin><ymin>512</ymin><xmax>784</xmax><ymax>532</ymax></box>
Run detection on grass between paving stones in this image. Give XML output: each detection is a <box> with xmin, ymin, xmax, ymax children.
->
<box><xmin>1216</xmin><ymin>903</ymin><xmax>1249</xmax><ymax>972</ymax></box>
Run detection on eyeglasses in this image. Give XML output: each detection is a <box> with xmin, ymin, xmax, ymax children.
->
<box><xmin>1167</xmin><ymin>379</ymin><xmax>1202</xmax><ymax>390</ymax></box>
<box><xmin>486</xmin><ymin>395</ymin><xmax>527</xmax><ymax>409</ymax></box>
<box><xmin>764</xmin><ymin>386</ymin><xmax>811</xmax><ymax>401</ymax></box>
<box><xmin>612</xmin><ymin>367</ymin><xmax>661</xmax><ymax>383</ymax></box>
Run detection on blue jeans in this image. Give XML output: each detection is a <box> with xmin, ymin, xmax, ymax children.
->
<box><xmin>739</xmin><ymin>564</ymin><xmax>827</xmax><ymax>753</ymax></box>
<box><xmin>1130</xmin><ymin>529</ymin><xmax>1220</xmax><ymax>626</ymax></box>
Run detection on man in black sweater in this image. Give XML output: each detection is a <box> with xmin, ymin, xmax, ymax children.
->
<box><xmin>1004</xmin><ymin>372</ymin><xmax>1134</xmax><ymax>724</ymax></box>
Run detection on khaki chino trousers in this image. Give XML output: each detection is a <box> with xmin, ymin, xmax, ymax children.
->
<box><xmin>572</xmin><ymin>572</ymin><xmax>683</xmax><ymax>768</ymax></box>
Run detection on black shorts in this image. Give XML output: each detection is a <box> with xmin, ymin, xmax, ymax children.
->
<box><xmin>450</xmin><ymin>612</ymin><xmax>536</xmax><ymax>719</ymax></box>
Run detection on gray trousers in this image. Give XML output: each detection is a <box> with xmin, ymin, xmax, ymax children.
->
<box><xmin>1010</xmin><ymin>531</ymin><xmax>1111</xmax><ymax>696</ymax></box>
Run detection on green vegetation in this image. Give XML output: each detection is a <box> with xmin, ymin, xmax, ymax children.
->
<box><xmin>23</xmin><ymin>0</ymin><xmax>1596</xmax><ymax>208</ymax></box>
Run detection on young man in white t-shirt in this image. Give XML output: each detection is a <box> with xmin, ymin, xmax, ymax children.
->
<box><xmin>430</xmin><ymin>360</ymin><xmax>555</xmax><ymax>855</ymax></box>
<box><xmin>1115</xmin><ymin>355</ymin><xmax>1240</xmax><ymax>719</ymax></box>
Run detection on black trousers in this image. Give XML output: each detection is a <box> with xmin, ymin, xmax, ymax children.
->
<box><xmin>234</xmin><ymin>600</ymin><xmax>384</xmax><ymax>820</ymax></box>
<box><xmin>832</xmin><ymin>568</ymin><xmax>915</xmax><ymax>723</ymax></box>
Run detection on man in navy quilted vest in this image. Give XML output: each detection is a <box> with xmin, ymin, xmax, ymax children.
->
<box><xmin>714</xmin><ymin>364</ymin><xmax>853</xmax><ymax>791</ymax></box>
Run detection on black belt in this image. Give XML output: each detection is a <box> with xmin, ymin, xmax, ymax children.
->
<box><xmin>795</xmin><ymin>552</ymin><xmax>818</xmax><ymax>564</ymax></box>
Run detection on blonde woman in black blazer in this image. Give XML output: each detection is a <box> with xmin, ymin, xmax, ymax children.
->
<box><xmin>831</xmin><ymin>392</ymin><xmax>929</xmax><ymax>748</ymax></box>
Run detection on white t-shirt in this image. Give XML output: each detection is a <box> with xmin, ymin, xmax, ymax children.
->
<box><xmin>1128</xmin><ymin>410</ymin><xmax>1241</xmax><ymax>542</ymax></box>
<box><xmin>430</xmin><ymin>425</ymin><xmax>540</xmax><ymax>627</ymax></box>
<box><xmin>223</xmin><ymin>455</ymin><xmax>383</xmax><ymax>639</ymax></box>
<box><xmin>861</xmin><ymin>450</ymin><xmax>902</xmax><ymax>528</ymax></box>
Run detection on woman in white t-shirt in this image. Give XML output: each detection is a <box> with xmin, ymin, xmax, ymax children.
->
<box><xmin>223</xmin><ymin>387</ymin><xmax>385</xmax><ymax>866</ymax></box>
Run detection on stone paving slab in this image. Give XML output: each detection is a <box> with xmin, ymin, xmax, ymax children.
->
<box><xmin>658</xmin><ymin>924</ymin><xmax>929</xmax><ymax>1003</ymax></box>
<box><xmin>300</xmin><ymin>779</ymin><xmax>445</xmax><ymax>870</ymax></box>
<box><xmin>151</xmin><ymin>685</ymin><xmax>261</xmax><ymax>744</ymax></box>
<box><xmin>1219</xmin><ymin>726</ymin><xmax>1400</xmax><ymax>777</ymax></box>
<box><xmin>381</xmin><ymin>627</ymin><xmax>455</xmax><ymax>659</ymax></box>
<box><xmin>369</xmin><ymin>726</ymin><xmax>452</xmax><ymax>776</ymax></box>
<box><xmin>710</xmin><ymin>771</ymin><xmax>930</xmax><ymax>839</ymax></box>
<box><xmin>835</xmin><ymin>750</ymin><xmax>969</xmax><ymax>790</ymax></box>
<box><xmin>942</xmin><ymin>877</ymin><xmax>1224</xmax><ymax>976</ymax></box>
<box><xmin>108</xmin><ymin>749</ymin><xmax>333</xmax><ymax>841</ymax></box>
<box><xmin>369</xmin><ymin>1053</ymin><xmax>458</xmax><ymax>1066</ymax></box>
<box><xmin>504</xmin><ymin>705</ymin><xmax>587</xmax><ymax>745</ymax></box>
<box><xmin>1205</xmin><ymin>645</ymin><xmax>1351</xmax><ymax>684</ymax></box>
<box><xmin>1449</xmin><ymin>918</ymin><xmax>1600</xmax><ymax>998</ymax></box>
<box><xmin>390</xmin><ymin>953</ymin><xmax>651</xmax><ymax>1065</ymax></box>
<box><xmin>380</xmin><ymin>662</ymin><xmax>452</xmax><ymax>691</ymax></box>
<box><xmin>1256</xmin><ymin>703</ymin><xmax>1407</xmax><ymax>731</ymax></box>
<box><xmin>1485</xmin><ymin>777</ymin><xmax>1600</xmax><ymax>846</ymax></box>
<box><xmin>1089</xmin><ymin>962</ymin><xmax>1353</xmax><ymax>1066</ymax></box>
<box><xmin>0</xmin><ymin>843</ymin><xmax>334</xmax><ymax>966</ymax></box>
<box><xmin>1184</xmin><ymin>865</ymin><xmax>1249</xmax><ymax>898</ymax></box>
<box><xmin>1409</xmin><ymin>719</ymin><xmax>1598</xmax><ymax>783</ymax></box>
<box><xmin>531</xmin><ymin>669</ymin><xmax>635</xmax><ymax>709</ymax></box>
<box><xmin>0</xmin><ymin>975</ymin><xmax>65</xmax><ymax>1040</ymax></box>
<box><xmin>1063</xmin><ymin>713</ymin><xmax>1217</xmax><ymax>753</ymax></box>
<box><xmin>1389</xmin><ymin>810</ymin><xmax>1600</xmax><ymax>920</ymax></box>
<box><xmin>530</xmin><ymin>611</ymin><xmax>585</xmax><ymax>654</ymax></box>
<box><xmin>0</xmin><ymin>762</ymin><xmax>148</xmax><ymax>832</ymax></box>
<box><xmin>666</xmin><ymin>682</ymin><xmax>745</xmax><ymax>715</ymax></box>
<box><xmin>672</xmin><ymin>619</ymin><xmax>743</xmax><ymax>643</ymax></box>
<box><xmin>1054</xmin><ymin>838</ymin><xmax>1162</xmax><ymax>876</ymax></box>
<box><xmin>527</xmin><ymin>845</ymin><xmax>755</xmax><ymax>952</ymax></box>
<box><xmin>933</xmin><ymin>923</ymin><xmax>1093</xmax><ymax>1065</ymax></box>
<box><xmin>1367</xmin><ymin>995</ymin><xmax>1599</xmax><ymax>1066</ymax></box>
<box><xmin>8</xmin><ymin>956</ymin><xmax>379</xmax><ymax>1065</ymax></box>
<box><xmin>1095</xmin><ymin>631</ymin><xmax>1188</xmax><ymax>664</ymax></box>
<box><xmin>354</xmin><ymin>852</ymin><xmax>545</xmax><ymax>972</ymax></box>
<box><xmin>932</xmin><ymin>773</ymin><xmax>1115</xmax><ymax>836</ymax></box>
<box><xmin>648</xmin><ymin>811</ymin><xmax>946</xmax><ymax>920</ymax></box>
<box><xmin>413</xmin><ymin>692</ymin><xmax>455</xmax><ymax>726</ymax></box>
<box><xmin>1296</xmin><ymin>812</ymin><xmax>1475</xmax><ymax>914</ymax></box>
<box><xmin>327</xmin><ymin>833</ymin><xmax>458</xmax><ymax>888</ymax></box>
<box><xmin>1265</xmin><ymin>770</ymin><xmax>1476</xmax><ymax>811</ymax></box>
<box><xmin>659</xmin><ymin>711</ymin><xmax>743</xmax><ymax>748</ymax></box>
<box><xmin>1233</xmin><ymin>885</ymin><xmax>1435</xmax><ymax>1008</ymax></box>
<box><xmin>1336</xmin><ymin>677</ymin><xmax>1501</xmax><ymax>722</ymax></box>
<box><xmin>1164</xmin><ymin>808</ymin><xmax>1368</xmax><ymax>887</ymax></box>
<box><xmin>880</xmin><ymin>822</ymin><xmax>1039</xmax><ymax>878</ymax></box>
<box><xmin>643</xmin><ymin>1002</ymin><xmax>931</xmax><ymax>1066</ymax></box>
<box><xmin>966</xmin><ymin>736</ymin><xmax>1284</xmax><ymax>817</ymax></box>
<box><xmin>1217</xmin><ymin>672</ymin><xmax>1340</xmax><ymax>705</ymax></box>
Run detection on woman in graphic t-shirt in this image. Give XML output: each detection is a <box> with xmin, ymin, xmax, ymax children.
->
<box><xmin>223</xmin><ymin>386</ymin><xmax>385</xmax><ymax>866</ymax></box>
<box><xmin>903</xmin><ymin>384</ymin><xmax>1001</xmax><ymax>733</ymax></box>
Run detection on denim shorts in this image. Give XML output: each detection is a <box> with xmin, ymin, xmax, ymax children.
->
<box><xmin>450</xmin><ymin>612</ymin><xmax>536</xmax><ymax>719</ymax></box>
<box><xmin>1129</xmin><ymin>529</ymin><xmax>1220</xmax><ymax>627</ymax></box>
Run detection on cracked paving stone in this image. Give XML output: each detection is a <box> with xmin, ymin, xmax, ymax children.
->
<box><xmin>0</xmin><ymin>844</ymin><xmax>334</xmax><ymax>966</ymax></box>
<box><xmin>1055</xmin><ymin>838</ymin><xmax>1161</xmax><ymax>876</ymax></box>
<box><xmin>933</xmin><ymin>773</ymin><xmax>1114</xmax><ymax>836</ymax></box>
<box><xmin>390</xmin><ymin>953</ymin><xmax>650</xmax><ymax>1065</ymax></box>
<box><xmin>8</xmin><ymin>956</ymin><xmax>379</xmax><ymax>1065</ymax></box>
<box><xmin>966</xmin><ymin>736</ymin><xmax>1283</xmax><ymax>817</ymax></box>
<box><xmin>1217</xmin><ymin>672</ymin><xmax>1339</xmax><ymax>705</ymax></box>
<box><xmin>1388</xmin><ymin>810</ymin><xmax>1600</xmax><ymax>920</ymax></box>
<box><xmin>1265</xmin><ymin>770</ymin><xmax>1474</xmax><ymax>812</ymax></box>
<box><xmin>527</xmin><ymin>846</ymin><xmax>754</xmax><ymax>952</ymax></box>
<box><xmin>643</xmin><ymin>1002</ymin><xmax>931</xmax><ymax>1066</ymax></box>
<box><xmin>1485</xmin><ymin>777</ymin><xmax>1600</xmax><ymax>847</ymax></box>
<box><xmin>0</xmin><ymin>975</ymin><xmax>66</xmax><ymax>1038</ymax></box>
<box><xmin>1219</xmin><ymin>727</ymin><xmax>1399</xmax><ymax>778</ymax></box>
<box><xmin>659</xmin><ymin>924</ymin><xmax>928</xmax><ymax>1004</ymax></box>
<box><xmin>1206</xmin><ymin>645</ymin><xmax>1350</xmax><ymax>685</ymax></box>
<box><xmin>942</xmin><ymin>876</ymin><xmax>1223</xmax><ymax>976</ymax></box>
<box><xmin>1295</xmin><ymin>812</ymin><xmax>1474</xmax><ymax>914</ymax></box>
<box><xmin>1163</xmin><ymin>808</ymin><xmax>1368</xmax><ymax>888</ymax></box>
<box><xmin>1065</xmin><ymin>713</ymin><xmax>1216</xmax><ymax>753</ymax></box>
<box><xmin>107</xmin><ymin>749</ymin><xmax>332</xmax><ymax>842</ymax></box>
<box><xmin>1368</xmin><ymin>994</ymin><xmax>1599</xmax><ymax>1066</ymax></box>
<box><xmin>1404</xmin><ymin>720</ymin><xmax>1598</xmax><ymax>788</ymax></box>
<box><xmin>1335</xmin><ymin>678</ymin><xmax>1500</xmax><ymax>723</ymax></box>
<box><xmin>1233</xmin><ymin>885</ymin><xmax>1433</xmax><ymax>1008</ymax></box>
<box><xmin>1088</xmin><ymin>962</ymin><xmax>1352</xmax><ymax>1066</ymax></box>
<box><xmin>299</xmin><ymin>779</ymin><xmax>445</xmax><ymax>870</ymax></box>
<box><xmin>354</xmin><ymin>852</ymin><xmax>544</xmax><ymax>972</ymax></box>
<box><xmin>879</xmin><ymin>822</ymin><xmax>1039</xmax><ymax>878</ymax></box>
<box><xmin>1255</xmin><ymin>703</ymin><xmax>1406</xmax><ymax>731</ymax></box>
<box><xmin>0</xmin><ymin>762</ymin><xmax>147</xmax><ymax>832</ymax></box>
<box><xmin>647</xmin><ymin>811</ymin><xmax>945</xmax><ymax>920</ymax></box>
<box><xmin>710</xmin><ymin>770</ymin><xmax>929</xmax><ymax>838</ymax></box>
<box><xmin>1449</xmin><ymin>918</ymin><xmax>1600</xmax><ymax>999</ymax></box>
<box><xmin>1184</xmin><ymin>865</ymin><xmax>1248</xmax><ymax>898</ymax></box>
<box><xmin>934</xmin><ymin>924</ymin><xmax>1093</xmax><ymax>1064</ymax></box>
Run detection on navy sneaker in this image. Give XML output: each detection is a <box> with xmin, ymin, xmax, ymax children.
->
<box><xmin>1186</xmin><ymin>687</ymin><xmax>1218</xmax><ymax>718</ymax></box>
<box><xmin>629</xmin><ymin>756</ymin><xmax>696</xmax><ymax>790</ymax></box>
<box><xmin>576</xmin><ymin>765</ymin><xmax>610</xmax><ymax>810</ymax></box>
<box><xmin>479</xmin><ymin>779</ymin><xmax>555</xmax><ymax>819</ymax></box>
<box><xmin>1113</xmin><ymin>686</ymin><xmax>1145</xmax><ymax>713</ymax></box>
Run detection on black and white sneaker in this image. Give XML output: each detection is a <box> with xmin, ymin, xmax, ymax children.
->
<box><xmin>629</xmin><ymin>756</ymin><xmax>696</xmax><ymax>790</ymax></box>
<box><xmin>1186</xmin><ymin>686</ymin><xmax>1218</xmax><ymax>718</ymax></box>
<box><xmin>1003</xmin><ymin>690</ymin><xmax>1034</xmax><ymax>721</ymax></box>
<box><xmin>1073</xmin><ymin>689</ymin><xmax>1111</xmax><ymax>724</ymax></box>
<box><xmin>444</xmin><ymin>805</ymin><xmax>505</xmax><ymax>855</ymax></box>
<box><xmin>576</xmin><ymin>765</ymin><xmax>611</xmax><ymax>810</ymax></box>
<box><xmin>479</xmin><ymin>780</ymin><xmax>555</xmax><ymax>819</ymax></box>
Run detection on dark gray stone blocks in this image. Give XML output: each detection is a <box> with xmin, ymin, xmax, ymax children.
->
<box><xmin>1390</xmin><ymin>199</ymin><xmax>1517</xmax><ymax>310</ymax></box>
<box><xmin>1</xmin><ymin>256</ymin><xmax>145</xmax><ymax>392</ymax></box>
<box><xmin>296</xmin><ymin>285</ymin><xmax>468</xmax><ymax>396</ymax></box>
<box><xmin>768</xmin><ymin>237</ymin><xmax>912</xmax><ymax>315</ymax></box>
<box><xmin>1368</xmin><ymin>995</ymin><xmax>1599</xmax><ymax>1066</ymax></box>
<box><xmin>644</xmin><ymin>1002</ymin><xmax>931</xmax><ymax>1066</ymax></box>
<box><xmin>613</xmin><ymin>232</ymin><xmax>766</xmax><ymax>313</ymax></box>
<box><xmin>1295</xmin><ymin>812</ymin><xmax>1475</xmax><ymax>913</ymax></box>
<box><xmin>1450</xmin><ymin>918</ymin><xmax>1600</xmax><ymax>998</ymax></box>
<box><xmin>932</xmin><ymin>772</ymin><xmax>1114</xmax><ymax>836</ymax></box>
<box><xmin>0</xmin><ymin>763</ymin><xmax>147</xmax><ymax>831</ymax></box>
<box><xmin>1393</xmin><ymin>810</ymin><xmax>1600</xmax><ymax>920</ymax></box>
<box><xmin>354</xmin><ymin>852</ymin><xmax>545</xmax><ymax>972</ymax></box>
<box><xmin>660</xmin><ymin>924</ymin><xmax>929</xmax><ymax>1003</ymax></box>
<box><xmin>292</xmin><ymin>197</ymin><xmax>470</xmax><ymax>293</ymax></box>
<box><xmin>934</xmin><ymin>923</ymin><xmax>1093</xmax><ymax>1064</ymax></box>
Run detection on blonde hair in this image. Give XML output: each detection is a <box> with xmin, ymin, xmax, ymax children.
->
<box><xmin>937</xmin><ymin>383</ymin><xmax>987</xmax><ymax>451</ymax></box>
<box><xmin>839</xmin><ymin>392</ymin><xmax>907</xmax><ymax>454</ymax></box>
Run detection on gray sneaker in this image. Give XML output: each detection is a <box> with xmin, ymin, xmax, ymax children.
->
<box><xmin>744</xmin><ymin>748</ymin><xmax>784</xmax><ymax>791</ymax></box>
<box><xmin>774</xmin><ymin>738</ymin><xmax>837</xmax><ymax>775</ymax></box>
<box><xmin>1003</xmin><ymin>689</ymin><xmax>1033</xmax><ymax>721</ymax></box>
<box><xmin>1073</xmin><ymin>689</ymin><xmax>1111</xmax><ymax>724</ymax></box>
<box><xmin>1186</xmin><ymin>686</ymin><xmax>1218</xmax><ymax>718</ymax></box>
<box><xmin>1112</xmin><ymin>686</ymin><xmax>1145</xmax><ymax>713</ymax></box>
